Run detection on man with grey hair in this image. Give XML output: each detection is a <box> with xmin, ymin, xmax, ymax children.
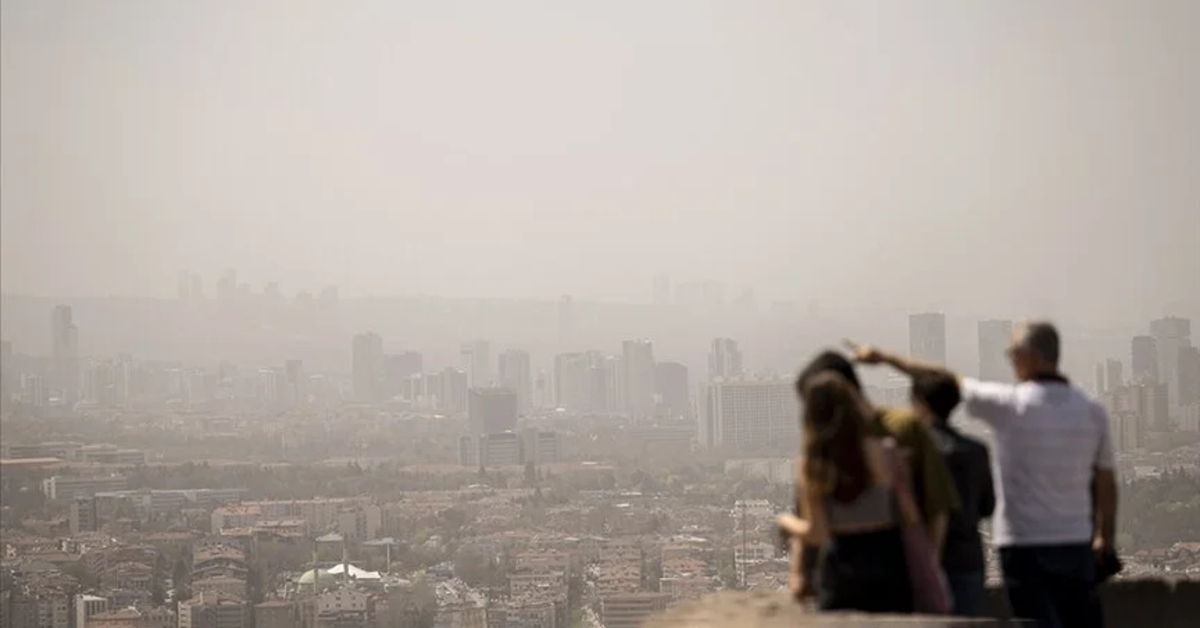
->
<box><xmin>848</xmin><ymin>321</ymin><xmax>1117</xmax><ymax>628</ymax></box>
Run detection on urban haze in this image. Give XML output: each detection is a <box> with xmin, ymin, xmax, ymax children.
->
<box><xmin>1</xmin><ymin>2</ymin><xmax>1198</xmax><ymax>628</ymax></box>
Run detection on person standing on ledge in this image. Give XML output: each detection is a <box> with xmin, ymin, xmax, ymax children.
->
<box><xmin>909</xmin><ymin>371</ymin><xmax>995</xmax><ymax>617</ymax></box>
<box><xmin>848</xmin><ymin>321</ymin><xmax>1118</xmax><ymax>628</ymax></box>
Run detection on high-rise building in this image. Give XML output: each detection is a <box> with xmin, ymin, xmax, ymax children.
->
<box><xmin>440</xmin><ymin>367</ymin><xmax>469</xmax><ymax>414</ymax></box>
<box><xmin>655</xmin><ymin>362</ymin><xmax>690</xmax><ymax>418</ymax></box>
<box><xmin>383</xmin><ymin>352</ymin><xmax>423</xmax><ymax>398</ymax></box>
<box><xmin>460</xmin><ymin>340</ymin><xmax>492</xmax><ymax>389</ymax></box>
<box><xmin>554</xmin><ymin>353</ymin><xmax>590</xmax><ymax>411</ymax></box>
<box><xmin>1104</xmin><ymin>382</ymin><xmax>1170</xmax><ymax>435</ymax></box>
<box><xmin>468</xmin><ymin>388</ymin><xmax>517</xmax><ymax>435</ymax></box>
<box><xmin>909</xmin><ymin>313</ymin><xmax>947</xmax><ymax>365</ymax></box>
<box><xmin>1179</xmin><ymin>346</ymin><xmax>1200</xmax><ymax>408</ymax></box>
<box><xmin>652</xmin><ymin>274</ymin><xmax>671</xmax><ymax>305</ymax></box>
<box><xmin>1105</xmin><ymin>359</ymin><xmax>1124</xmax><ymax>392</ymax></box>
<box><xmin>598</xmin><ymin>354</ymin><xmax>622</xmax><ymax>413</ymax></box>
<box><xmin>1150</xmin><ymin>316</ymin><xmax>1193</xmax><ymax>415</ymax></box>
<box><xmin>351</xmin><ymin>332</ymin><xmax>383</xmax><ymax>403</ymax></box>
<box><xmin>977</xmin><ymin>320</ymin><xmax>1013</xmax><ymax>382</ymax></box>
<box><xmin>554</xmin><ymin>351</ymin><xmax>616</xmax><ymax>413</ymax></box>
<box><xmin>498</xmin><ymin>349</ymin><xmax>532</xmax><ymax>414</ymax></box>
<box><xmin>697</xmin><ymin>378</ymin><xmax>799</xmax><ymax>451</ymax></box>
<box><xmin>1130</xmin><ymin>335</ymin><xmax>1159</xmax><ymax>384</ymax></box>
<box><xmin>51</xmin><ymin>305</ymin><xmax>79</xmax><ymax>405</ymax></box>
<box><xmin>708</xmin><ymin>338</ymin><xmax>743</xmax><ymax>381</ymax></box>
<box><xmin>1094</xmin><ymin>362</ymin><xmax>1107</xmax><ymax>396</ymax></box>
<box><xmin>621</xmin><ymin>340</ymin><xmax>656</xmax><ymax>416</ymax></box>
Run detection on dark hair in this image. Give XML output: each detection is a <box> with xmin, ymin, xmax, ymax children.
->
<box><xmin>800</xmin><ymin>371</ymin><xmax>870</xmax><ymax>503</ymax></box>
<box><xmin>1017</xmin><ymin>321</ymin><xmax>1061</xmax><ymax>366</ymax></box>
<box><xmin>796</xmin><ymin>350</ymin><xmax>861</xmax><ymax>397</ymax></box>
<box><xmin>911</xmin><ymin>371</ymin><xmax>961</xmax><ymax>423</ymax></box>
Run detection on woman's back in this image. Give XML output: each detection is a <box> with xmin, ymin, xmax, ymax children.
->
<box><xmin>822</xmin><ymin>436</ymin><xmax>896</xmax><ymax>532</ymax></box>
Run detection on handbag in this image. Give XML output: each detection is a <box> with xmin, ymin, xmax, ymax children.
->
<box><xmin>884</xmin><ymin>441</ymin><xmax>952</xmax><ymax>615</ymax></box>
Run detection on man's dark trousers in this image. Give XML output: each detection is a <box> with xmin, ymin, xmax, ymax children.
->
<box><xmin>999</xmin><ymin>543</ymin><xmax>1102</xmax><ymax>628</ymax></box>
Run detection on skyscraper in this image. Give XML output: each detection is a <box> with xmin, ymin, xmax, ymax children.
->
<box><xmin>655</xmin><ymin>362</ymin><xmax>690</xmax><ymax>418</ymax></box>
<box><xmin>1179</xmin><ymin>346</ymin><xmax>1200</xmax><ymax>408</ymax></box>
<box><xmin>1150</xmin><ymin>317</ymin><xmax>1193</xmax><ymax>415</ymax></box>
<box><xmin>1105</xmin><ymin>359</ymin><xmax>1124</xmax><ymax>392</ymax></box>
<box><xmin>383</xmin><ymin>352</ymin><xmax>424</xmax><ymax>398</ymax></box>
<box><xmin>498</xmin><ymin>349</ymin><xmax>532</xmax><ymax>414</ymax></box>
<box><xmin>51</xmin><ymin>305</ymin><xmax>79</xmax><ymax>405</ymax></box>
<box><xmin>552</xmin><ymin>353</ymin><xmax>590</xmax><ymax>413</ymax></box>
<box><xmin>460</xmin><ymin>340</ymin><xmax>492</xmax><ymax>389</ymax></box>
<box><xmin>708</xmin><ymin>338</ymin><xmax>743</xmax><ymax>381</ymax></box>
<box><xmin>909</xmin><ymin>313</ymin><xmax>947</xmax><ymax>365</ymax></box>
<box><xmin>351</xmin><ymin>332</ymin><xmax>383</xmax><ymax>403</ymax></box>
<box><xmin>440</xmin><ymin>368</ymin><xmax>469</xmax><ymax>414</ymax></box>
<box><xmin>977</xmin><ymin>320</ymin><xmax>1013</xmax><ymax>382</ymax></box>
<box><xmin>621</xmin><ymin>339</ymin><xmax>656</xmax><ymax>416</ymax></box>
<box><xmin>553</xmin><ymin>351</ymin><xmax>617</xmax><ymax>413</ymax></box>
<box><xmin>468</xmin><ymin>388</ymin><xmax>518</xmax><ymax>435</ymax></box>
<box><xmin>1130</xmin><ymin>335</ymin><xmax>1159</xmax><ymax>384</ymax></box>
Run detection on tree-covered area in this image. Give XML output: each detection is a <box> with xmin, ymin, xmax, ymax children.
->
<box><xmin>1117</xmin><ymin>470</ymin><xmax>1200</xmax><ymax>551</ymax></box>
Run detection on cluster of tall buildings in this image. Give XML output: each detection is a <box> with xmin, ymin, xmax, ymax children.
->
<box><xmin>650</xmin><ymin>274</ymin><xmax>755</xmax><ymax>310</ymax></box>
<box><xmin>177</xmin><ymin>268</ymin><xmax>339</xmax><ymax>306</ymax></box>
<box><xmin>1096</xmin><ymin>317</ymin><xmax>1199</xmax><ymax>448</ymax></box>
<box><xmin>549</xmin><ymin>340</ymin><xmax>688</xmax><ymax>419</ymax></box>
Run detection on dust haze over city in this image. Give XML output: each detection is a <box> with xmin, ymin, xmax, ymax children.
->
<box><xmin>1</xmin><ymin>1</ymin><xmax>1198</xmax><ymax>627</ymax></box>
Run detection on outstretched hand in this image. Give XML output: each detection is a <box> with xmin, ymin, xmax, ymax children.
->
<box><xmin>843</xmin><ymin>339</ymin><xmax>885</xmax><ymax>365</ymax></box>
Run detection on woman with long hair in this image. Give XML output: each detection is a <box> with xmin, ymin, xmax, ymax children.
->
<box><xmin>781</xmin><ymin>370</ymin><xmax>918</xmax><ymax>613</ymax></box>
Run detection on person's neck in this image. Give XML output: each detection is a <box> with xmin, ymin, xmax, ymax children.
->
<box><xmin>1022</xmin><ymin>370</ymin><xmax>1067</xmax><ymax>384</ymax></box>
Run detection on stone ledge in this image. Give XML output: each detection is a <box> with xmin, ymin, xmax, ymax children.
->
<box><xmin>644</xmin><ymin>592</ymin><xmax>1023</xmax><ymax>627</ymax></box>
<box><xmin>646</xmin><ymin>580</ymin><xmax>1200</xmax><ymax>628</ymax></box>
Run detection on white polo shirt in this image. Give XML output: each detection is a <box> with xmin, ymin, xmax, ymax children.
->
<box><xmin>961</xmin><ymin>377</ymin><xmax>1115</xmax><ymax>548</ymax></box>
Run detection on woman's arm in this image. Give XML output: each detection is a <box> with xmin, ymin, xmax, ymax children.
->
<box><xmin>786</xmin><ymin>457</ymin><xmax>830</xmax><ymax>599</ymax></box>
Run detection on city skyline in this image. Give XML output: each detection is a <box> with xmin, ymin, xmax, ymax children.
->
<box><xmin>2</xmin><ymin>1</ymin><xmax>1199</xmax><ymax>624</ymax></box>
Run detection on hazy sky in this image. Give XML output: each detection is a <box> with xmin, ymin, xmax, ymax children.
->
<box><xmin>2</xmin><ymin>0</ymin><xmax>1197</xmax><ymax>319</ymax></box>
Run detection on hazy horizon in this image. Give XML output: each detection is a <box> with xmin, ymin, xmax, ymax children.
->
<box><xmin>3</xmin><ymin>0</ymin><xmax>1198</xmax><ymax>321</ymax></box>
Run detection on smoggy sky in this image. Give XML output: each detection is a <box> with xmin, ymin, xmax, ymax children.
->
<box><xmin>2</xmin><ymin>0</ymin><xmax>1197</xmax><ymax>322</ymax></box>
